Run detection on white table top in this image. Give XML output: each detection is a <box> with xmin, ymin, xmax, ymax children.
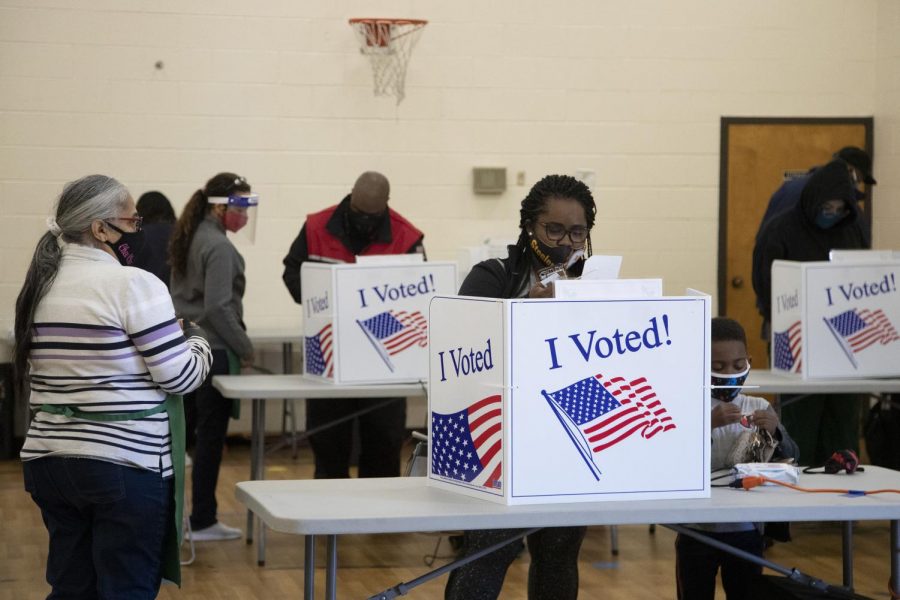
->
<box><xmin>236</xmin><ymin>467</ymin><xmax>900</xmax><ymax>536</ymax></box>
<box><xmin>747</xmin><ymin>370</ymin><xmax>900</xmax><ymax>394</ymax></box>
<box><xmin>212</xmin><ymin>370</ymin><xmax>900</xmax><ymax>401</ymax></box>
<box><xmin>246</xmin><ymin>328</ymin><xmax>303</xmax><ymax>345</ymax></box>
<box><xmin>212</xmin><ymin>374</ymin><xmax>427</xmax><ymax>400</ymax></box>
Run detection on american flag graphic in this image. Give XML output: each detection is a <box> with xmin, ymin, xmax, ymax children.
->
<box><xmin>773</xmin><ymin>320</ymin><xmax>802</xmax><ymax>373</ymax></box>
<box><xmin>825</xmin><ymin>308</ymin><xmax>899</xmax><ymax>368</ymax></box>
<box><xmin>305</xmin><ymin>323</ymin><xmax>333</xmax><ymax>377</ymax></box>
<box><xmin>543</xmin><ymin>374</ymin><xmax>675</xmax><ymax>480</ymax></box>
<box><xmin>357</xmin><ymin>310</ymin><xmax>428</xmax><ymax>371</ymax></box>
<box><xmin>431</xmin><ymin>394</ymin><xmax>502</xmax><ymax>489</ymax></box>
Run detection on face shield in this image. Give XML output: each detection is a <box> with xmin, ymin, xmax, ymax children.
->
<box><xmin>208</xmin><ymin>193</ymin><xmax>260</xmax><ymax>244</ymax></box>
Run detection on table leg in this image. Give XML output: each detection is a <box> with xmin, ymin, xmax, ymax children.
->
<box><xmin>841</xmin><ymin>521</ymin><xmax>853</xmax><ymax>590</ymax></box>
<box><xmin>257</xmin><ymin>519</ymin><xmax>266</xmax><ymax>567</ymax></box>
<box><xmin>283</xmin><ymin>342</ymin><xmax>293</xmax><ymax>374</ymax></box>
<box><xmin>246</xmin><ymin>398</ymin><xmax>260</xmax><ymax>544</ymax></box>
<box><xmin>326</xmin><ymin>535</ymin><xmax>337</xmax><ymax>600</ymax></box>
<box><xmin>891</xmin><ymin>520</ymin><xmax>899</xmax><ymax>598</ymax></box>
<box><xmin>284</xmin><ymin>342</ymin><xmax>299</xmax><ymax>458</ymax></box>
<box><xmin>256</xmin><ymin>399</ymin><xmax>267</xmax><ymax>562</ymax></box>
<box><xmin>305</xmin><ymin>535</ymin><xmax>316</xmax><ymax>600</ymax></box>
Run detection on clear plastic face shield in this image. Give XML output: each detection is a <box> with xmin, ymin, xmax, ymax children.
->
<box><xmin>207</xmin><ymin>192</ymin><xmax>259</xmax><ymax>244</ymax></box>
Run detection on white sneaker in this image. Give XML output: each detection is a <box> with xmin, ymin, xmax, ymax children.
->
<box><xmin>189</xmin><ymin>522</ymin><xmax>242</xmax><ymax>542</ymax></box>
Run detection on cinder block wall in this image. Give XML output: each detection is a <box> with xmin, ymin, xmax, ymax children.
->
<box><xmin>1</xmin><ymin>0</ymin><xmax>896</xmax><ymax>379</ymax></box>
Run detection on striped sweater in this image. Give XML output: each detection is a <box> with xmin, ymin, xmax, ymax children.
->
<box><xmin>20</xmin><ymin>243</ymin><xmax>212</xmax><ymax>477</ymax></box>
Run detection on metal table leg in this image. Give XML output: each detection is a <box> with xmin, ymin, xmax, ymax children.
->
<box><xmin>842</xmin><ymin>521</ymin><xmax>854</xmax><ymax>590</ymax></box>
<box><xmin>255</xmin><ymin>398</ymin><xmax>267</xmax><ymax>564</ymax></box>
<box><xmin>305</xmin><ymin>535</ymin><xmax>316</xmax><ymax>600</ymax></box>
<box><xmin>326</xmin><ymin>535</ymin><xmax>338</xmax><ymax>600</ymax></box>
<box><xmin>246</xmin><ymin>398</ymin><xmax>261</xmax><ymax>544</ymax></box>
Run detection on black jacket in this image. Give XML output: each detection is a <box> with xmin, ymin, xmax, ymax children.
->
<box><xmin>459</xmin><ymin>244</ymin><xmax>586</xmax><ymax>299</ymax></box>
<box><xmin>752</xmin><ymin>161</ymin><xmax>868</xmax><ymax>321</ymax></box>
<box><xmin>133</xmin><ymin>222</ymin><xmax>173</xmax><ymax>288</ymax></box>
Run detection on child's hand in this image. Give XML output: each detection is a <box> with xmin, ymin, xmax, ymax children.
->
<box><xmin>752</xmin><ymin>409</ymin><xmax>778</xmax><ymax>434</ymax></box>
<box><xmin>711</xmin><ymin>403</ymin><xmax>742</xmax><ymax>429</ymax></box>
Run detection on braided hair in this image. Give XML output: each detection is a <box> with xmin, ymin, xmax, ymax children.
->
<box><xmin>506</xmin><ymin>175</ymin><xmax>596</xmax><ymax>293</ymax></box>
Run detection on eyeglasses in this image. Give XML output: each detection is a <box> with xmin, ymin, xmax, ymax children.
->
<box><xmin>820</xmin><ymin>201</ymin><xmax>848</xmax><ymax>217</ymax></box>
<box><xmin>537</xmin><ymin>222</ymin><xmax>588</xmax><ymax>244</ymax></box>
<box><xmin>106</xmin><ymin>216</ymin><xmax>143</xmax><ymax>232</ymax></box>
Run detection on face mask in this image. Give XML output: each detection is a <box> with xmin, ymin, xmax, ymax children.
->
<box><xmin>710</xmin><ymin>365</ymin><xmax>751</xmax><ymax>402</ymax></box>
<box><xmin>223</xmin><ymin>210</ymin><xmax>248</xmax><ymax>233</ymax></box>
<box><xmin>529</xmin><ymin>236</ymin><xmax>573</xmax><ymax>267</ymax></box>
<box><xmin>814</xmin><ymin>210</ymin><xmax>846</xmax><ymax>229</ymax></box>
<box><xmin>348</xmin><ymin>210</ymin><xmax>385</xmax><ymax>239</ymax></box>
<box><xmin>103</xmin><ymin>222</ymin><xmax>144</xmax><ymax>266</ymax></box>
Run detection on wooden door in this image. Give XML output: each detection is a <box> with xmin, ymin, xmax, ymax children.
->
<box><xmin>718</xmin><ymin>118</ymin><xmax>872</xmax><ymax>367</ymax></box>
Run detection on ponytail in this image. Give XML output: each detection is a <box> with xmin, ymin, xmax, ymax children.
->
<box><xmin>168</xmin><ymin>190</ymin><xmax>208</xmax><ymax>279</ymax></box>
<box><xmin>13</xmin><ymin>233</ymin><xmax>63</xmax><ymax>390</ymax></box>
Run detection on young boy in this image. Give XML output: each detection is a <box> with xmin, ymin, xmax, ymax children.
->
<box><xmin>675</xmin><ymin>317</ymin><xmax>799</xmax><ymax>600</ymax></box>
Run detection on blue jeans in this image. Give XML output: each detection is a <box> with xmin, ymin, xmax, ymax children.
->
<box><xmin>23</xmin><ymin>456</ymin><xmax>172</xmax><ymax>600</ymax></box>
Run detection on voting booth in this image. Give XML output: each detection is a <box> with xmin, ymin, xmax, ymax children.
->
<box><xmin>427</xmin><ymin>291</ymin><xmax>711</xmax><ymax>505</ymax></box>
<box><xmin>770</xmin><ymin>258</ymin><xmax>900</xmax><ymax>379</ymax></box>
<box><xmin>301</xmin><ymin>261</ymin><xmax>457</xmax><ymax>384</ymax></box>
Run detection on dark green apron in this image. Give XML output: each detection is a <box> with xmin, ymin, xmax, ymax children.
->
<box><xmin>40</xmin><ymin>395</ymin><xmax>186</xmax><ymax>586</ymax></box>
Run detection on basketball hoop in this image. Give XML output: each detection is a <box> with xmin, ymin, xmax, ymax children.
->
<box><xmin>349</xmin><ymin>18</ymin><xmax>427</xmax><ymax>104</ymax></box>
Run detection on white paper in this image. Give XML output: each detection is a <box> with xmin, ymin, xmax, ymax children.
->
<box><xmin>580</xmin><ymin>255</ymin><xmax>622</xmax><ymax>280</ymax></box>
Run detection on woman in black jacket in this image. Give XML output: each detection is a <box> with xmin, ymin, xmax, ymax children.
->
<box><xmin>446</xmin><ymin>174</ymin><xmax>596</xmax><ymax>600</ymax></box>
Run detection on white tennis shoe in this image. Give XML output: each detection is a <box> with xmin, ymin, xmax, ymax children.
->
<box><xmin>189</xmin><ymin>522</ymin><xmax>242</xmax><ymax>542</ymax></box>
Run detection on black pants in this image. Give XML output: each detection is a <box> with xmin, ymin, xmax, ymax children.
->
<box><xmin>306</xmin><ymin>397</ymin><xmax>406</xmax><ymax>479</ymax></box>
<box><xmin>780</xmin><ymin>393</ymin><xmax>861</xmax><ymax>467</ymax></box>
<box><xmin>184</xmin><ymin>348</ymin><xmax>231</xmax><ymax>530</ymax></box>
<box><xmin>675</xmin><ymin>529</ymin><xmax>764</xmax><ymax>600</ymax></box>
<box><xmin>444</xmin><ymin>527</ymin><xmax>587</xmax><ymax>600</ymax></box>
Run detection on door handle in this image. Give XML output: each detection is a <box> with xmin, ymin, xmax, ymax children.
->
<box><xmin>731</xmin><ymin>276</ymin><xmax>744</xmax><ymax>289</ymax></box>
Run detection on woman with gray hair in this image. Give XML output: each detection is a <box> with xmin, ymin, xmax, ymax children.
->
<box><xmin>14</xmin><ymin>175</ymin><xmax>212</xmax><ymax>598</ymax></box>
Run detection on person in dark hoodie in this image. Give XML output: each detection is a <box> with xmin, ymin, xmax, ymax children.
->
<box><xmin>752</xmin><ymin>160</ymin><xmax>868</xmax><ymax>466</ymax></box>
<box><xmin>756</xmin><ymin>146</ymin><xmax>876</xmax><ymax>241</ymax></box>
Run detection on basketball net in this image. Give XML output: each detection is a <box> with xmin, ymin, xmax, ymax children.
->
<box><xmin>349</xmin><ymin>18</ymin><xmax>427</xmax><ymax>105</ymax></box>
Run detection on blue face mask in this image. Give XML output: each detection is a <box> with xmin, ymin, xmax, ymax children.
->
<box><xmin>710</xmin><ymin>365</ymin><xmax>750</xmax><ymax>402</ymax></box>
<box><xmin>815</xmin><ymin>209</ymin><xmax>846</xmax><ymax>229</ymax></box>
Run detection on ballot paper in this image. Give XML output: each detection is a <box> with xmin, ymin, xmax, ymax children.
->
<box><xmin>581</xmin><ymin>255</ymin><xmax>622</xmax><ymax>280</ymax></box>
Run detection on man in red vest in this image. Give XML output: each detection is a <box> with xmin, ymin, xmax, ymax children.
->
<box><xmin>282</xmin><ymin>171</ymin><xmax>425</xmax><ymax>478</ymax></box>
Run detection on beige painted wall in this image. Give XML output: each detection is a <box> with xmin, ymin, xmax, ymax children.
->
<box><xmin>875</xmin><ymin>0</ymin><xmax>900</xmax><ymax>248</ymax></box>
<box><xmin>0</xmin><ymin>0</ymin><xmax>895</xmax><ymax>368</ymax></box>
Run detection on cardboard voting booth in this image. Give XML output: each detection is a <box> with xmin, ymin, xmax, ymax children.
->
<box><xmin>301</xmin><ymin>261</ymin><xmax>457</xmax><ymax>384</ymax></box>
<box><xmin>771</xmin><ymin>258</ymin><xmax>900</xmax><ymax>379</ymax></box>
<box><xmin>427</xmin><ymin>292</ymin><xmax>711</xmax><ymax>505</ymax></box>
